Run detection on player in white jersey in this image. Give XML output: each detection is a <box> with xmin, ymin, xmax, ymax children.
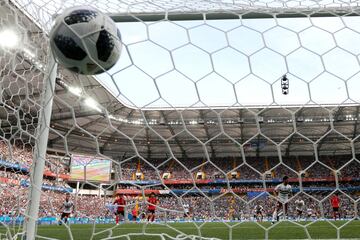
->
<box><xmin>254</xmin><ymin>204</ymin><xmax>264</xmax><ymax>222</ymax></box>
<box><xmin>306</xmin><ymin>208</ymin><xmax>313</xmax><ymax>219</ymax></box>
<box><xmin>295</xmin><ymin>199</ymin><xmax>305</xmax><ymax>221</ymax></box>
<box><xmin>183</xmin><ymin>203</ymin><xmax>190</xmax><ymax>219</ymax></box>
<box><xmin>59</xmin><ymin>193</ymin><xmax>75</xmax><ymax>225</ymax></box>
<box><xmin>272</xmin><ymin>176</ymin><xmax>292</xmax><ymax>223</ymax></box>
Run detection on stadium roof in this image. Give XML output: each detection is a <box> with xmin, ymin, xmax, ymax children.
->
<box><xmin>1</xmin><ymin>1</ymin><xmax>360</xmax><ymax>160</ymax></box>
<box><xmin>50</xmin><ymin>74</ymin><xmax>360</xmax><ymax>159</ymax></box>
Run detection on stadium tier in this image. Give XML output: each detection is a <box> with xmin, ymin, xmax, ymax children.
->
<box><xmin>1</xmin><ymin>0</ymin><xmax>360</xmax><ymax>239</ymax></box>
<box><xmin>0</xmin><ymin>142</ymin><xmax>359</xmax><ymax>223</ymax></box>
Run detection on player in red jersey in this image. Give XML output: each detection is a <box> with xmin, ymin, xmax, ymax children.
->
<box><xmin>114</xmin><ymin>194</ymin><xmax>126</xmax><ymax>225</ymax></box>
<box><xmin>330</xmin><ymin>193</ymin><xmax>340</xmax><ymax>220</ymax></box>
<box><xmin>131</xmin><ymin>208</ymin><xmax>138</xmax><ymax>222</ymax></box>
<box><xmin>147</xmin><ymin>192</ymin><xmax>159</xmax><ymax>222</ymax></box>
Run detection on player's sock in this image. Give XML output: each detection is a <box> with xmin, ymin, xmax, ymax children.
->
<box><xmin>116</xmin><ymin>215</ymin><xmax>119</xmax><ymax>224</ymax></box>
<box><xmin>272</xmin><ymin>211</ymin><xmax>277</xmax><ymax>222</ymax></box>
<box><xmin>151</xmin><ymin>215</ymin><xmax>155</xmax><ymax>222</ymax></box>
<box><xmin>278</xmin><ymin>211</ymin><xmax>282</xmax><ymax>221</ymax></box>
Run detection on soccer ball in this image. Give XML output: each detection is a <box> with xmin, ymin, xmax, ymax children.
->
<box><xmin>50</xmin><ymin>6</ymin><xmax>122</xmax><ymax>75</ymax></box>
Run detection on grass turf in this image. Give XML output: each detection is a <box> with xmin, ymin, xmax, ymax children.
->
<box><xmin>1</xmin><ymin>221</ymin><xmax>360</xmax><ymax>239</ymax></box>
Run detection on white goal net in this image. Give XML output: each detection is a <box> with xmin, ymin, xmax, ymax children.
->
<box><xmin>0</xmin><ymin>0</ymin><xmax>360</xmax><ymax>239</ymax></box>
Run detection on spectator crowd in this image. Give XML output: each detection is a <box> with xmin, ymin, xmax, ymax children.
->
<box><xmin>0</xmin><ymin>141</ymin><xmax>359</xmax><ymax>223</ymax></box>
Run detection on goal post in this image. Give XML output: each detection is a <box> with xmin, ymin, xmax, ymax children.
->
<box><xmin>107</xmin><ymin>8</ymin><xmax>360</xmax><ymax>22</ymax></box>
<box><xmin>23</xmin><ymin>53</ymin><xmax>57</xmax><ymax>240</ymax></box>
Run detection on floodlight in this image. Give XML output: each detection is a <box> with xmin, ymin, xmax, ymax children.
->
<box><xmin>84</xmin><ymin>97</ymin><xmax>102</xmax><ymax>112</ymax></box>
<box><xmin>68</xmin><ymin>86</ymin><xmax>82</xmax><ymax>97</ymax></box>
<box><xmin>0</xmin><ymin>29</ymin><xmax>19</xmax><ymax>49</ymax></box>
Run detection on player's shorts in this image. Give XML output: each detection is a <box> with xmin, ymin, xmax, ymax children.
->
<box><xmin>115</xmin><ymin>210</ymin><xmax>125</xmax><ymax>216</ymax></box>
<box><xmin>277</xmin><ymin>201</ymin><xmax>288</xmax><ymax>211</ymax></box>
<box><xmin>296</xmin><ymin>209</ymin><xmax>303</xmax><ymax>215</ymax></box>
<box><xmin>148</xmin><ymin>209</ymin><xmax>155</xmax><ymax>214</ymax></box>
<box><xmin>184</xmin><ymin>211</ymin><xmax>190</xmax><ymax>217</ymax></box>
<box><xmin>61</xmin><ymin>212</ymin><xmax>70</xmax><ymax>219</ymax></box>
<box><xmin>333</xmin><ymin>207</ymin><xmax>339</xmax><ymax>212</ymax></box>
<box><xmin>256</xmin><ymin>210</ymin><xmax>263</xmax><ymax>215</ymax></box>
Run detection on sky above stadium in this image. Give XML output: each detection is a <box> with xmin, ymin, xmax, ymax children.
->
<box><xmin>95</xmin><ymin>17</ymin><xmax>360</xmax><ymax>109</ymax></box>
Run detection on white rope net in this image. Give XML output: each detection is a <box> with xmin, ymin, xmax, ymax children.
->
<box><xmin>0</xmin><ymin>0</ymin><xmax>360</xmax><ymax>239</ymax></box>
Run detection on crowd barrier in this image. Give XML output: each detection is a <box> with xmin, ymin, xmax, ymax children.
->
<box><xmin>0</xmin><ymin>159</ymin><xmax>70</xmax><ymax>180</ymax></box>
<box><xmin>117</xmin><ymin>177</ymin><xmax>360</xmax><ymax>186</ymax></box>
<box><xmin>0</xmin><ymin>216</ymin><xmax>116</xmax><ymax>225</ymax></box>
<box><xmin>0</xmin><ymin>175</ymin><xmax>72</xmax><ymax>192</ymax></box>
<box><xmin>20</xmin><ymin>180</ymin><xmax>73</xmax><ymax>193</ymax></box>
<box><xmin>116</xmin><ymin>186</ymin><xmax>360</xmax><ymax>195</ymax></box>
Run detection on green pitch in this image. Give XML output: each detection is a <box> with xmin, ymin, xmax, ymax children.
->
<box><xmin>1</xmin><ymin>221</ymin><xmax>360</xmax><ymax>239</ymax></box>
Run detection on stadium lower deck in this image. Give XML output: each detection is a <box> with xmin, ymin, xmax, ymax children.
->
<box><xmin>1</xmin><ymin>142</ymin><xmax>360</xmax><ymax>240</ymax></box>
<box><xmin>1</xmin><ymin>142</ymin><xmax>360</xmax><ymax>221</ymax></box>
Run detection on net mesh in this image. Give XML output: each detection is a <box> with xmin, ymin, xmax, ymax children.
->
<box><xmin>0</xmin><ymin>0</ymin><xmax>360</xmax><ymax>239</ymax></box>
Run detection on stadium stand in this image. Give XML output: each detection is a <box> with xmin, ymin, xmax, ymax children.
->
<box><xmin>0</xmin><ymin>142</ymin><xmax>359</xmax><ymax>223</ymax></box>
